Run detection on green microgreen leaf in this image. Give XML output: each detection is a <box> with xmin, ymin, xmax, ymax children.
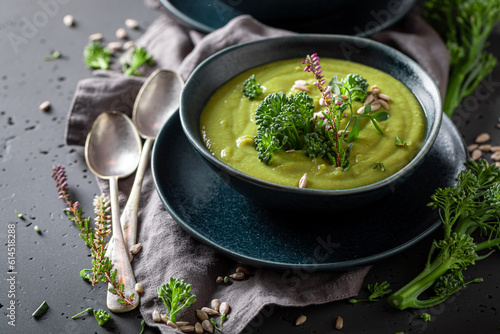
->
<box><xmin>347</xmin><ymin>117</ymin><xmax>360</xmax><ymax>142</ymax></box>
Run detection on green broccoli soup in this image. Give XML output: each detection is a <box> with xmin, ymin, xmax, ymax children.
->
<box><xmin>200</xmin><ymin>56</ymin><xmax>426</xmax><ymax>190</ymax></box>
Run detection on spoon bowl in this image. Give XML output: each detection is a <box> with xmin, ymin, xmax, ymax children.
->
<box><xmin>134</xmin><ymin>69</ymin><xmax>184</xmax><ymax>139</ymax></box>
<box><xmin>85</xmin><ymin>111</ymin><xmax>142</xmax><ymax>313</ymax></box>
<box><xmin>86</xmin><ymin>112</ymin><xmax>143</xmax><ymax>178</ymax></box>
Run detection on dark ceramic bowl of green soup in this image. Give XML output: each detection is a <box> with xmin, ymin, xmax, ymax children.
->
<box><xmin>179</xmin><ymin>35</ymin><xmax>442</xmax><ymax>211</ymax></box>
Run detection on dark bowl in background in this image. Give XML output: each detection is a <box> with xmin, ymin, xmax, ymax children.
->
<box><xmin>179</xmin><ymin>35</ymin><xmax>442</xmax><ymax>212</ymax></box>
<box><xmin>160</xmin><ymin>0</ymin><xmax>417</xmax><ymax>36</ymax></box>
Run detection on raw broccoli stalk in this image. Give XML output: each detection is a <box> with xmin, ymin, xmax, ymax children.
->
<box><xmin>388</xmin><ymin>160</ymin><xmax>500</xmax><ymax>310</ymax></box>
<box><xmin>157</xmin><ymin>277</ymin><xmax>197</xmax><ymax>323</ymax></box>
<box><xmin>254</xmin><ymin>91</ymin><xmax>315</xmax><ymax>164</ymax></box>
<box><xmin>424</xmin><ymin>0</ymin><xmax>500</xmax><ymax>116</ymax></box>
<box><xmin>341</xmin><ymin>73</ymin><xmax>369</xmax><ymax>102</ymax></box>
<box><xmin>84</xmin><ymin>41</ymin><xmax>111</xmax><ymax>70</ymax></box>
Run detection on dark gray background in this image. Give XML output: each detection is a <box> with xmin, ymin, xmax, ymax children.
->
<box><xmin>1</xmin><ymin>0</ymin><xmax>499</xmax><ymax>333</ymax></box>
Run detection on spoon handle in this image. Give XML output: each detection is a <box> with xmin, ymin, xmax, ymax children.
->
<box><xmin>120</xmin><ymin>137</ymin><xmax>154</xmax><ymax>259</ymax></box>
<box><xmin>106</xmin><ymin>176</ymin><xmax>139</xmax><ymax>313</ymax></box>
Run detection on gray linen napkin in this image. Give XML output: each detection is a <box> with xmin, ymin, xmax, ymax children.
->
<box><xmin>65</xmin><ymin>10</ymin><xmax>449</xmax><ymax>334</ymax></box>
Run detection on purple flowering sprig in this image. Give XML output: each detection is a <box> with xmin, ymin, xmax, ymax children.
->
<box><xmin>51</xmin><ymin>165</ymin><xmax>135</xmax><ymax>307</ymax></box>
<box><xmin>302</xmin><ymin>53</ymin><xmax>327</xmax><ymax>93</ymax></box>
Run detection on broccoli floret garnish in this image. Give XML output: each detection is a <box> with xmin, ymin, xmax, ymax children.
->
<box><xmin>341</xmin><ymin>73</ymin><xmax>369</xmax><ymax>102</ymax></box>
<box><xmin>349</xmin><ymin>281</ymin><xmax>392</xmax><ymax>304</ymax></box>
<box><xmin>254</xmin><ymin>91</ymin><xmax>315</xmax><ymax>164</ymax></box>
<box><xmin>388</xmin><ymin>160</ymin><xmax>500</xmax><ymax>310</ymax></box>
<box><xmin>84</xmin><ymin>41</ymin><xmax>111</xmax><ymax>70</ymax></box>
<box><xmin>242</xmin><ymin>74</ymin><xmax>263</xmax><ymax>100</ymax></box>
<box><xmin>157</xmin><ymin>277</ymin><xmax>197</xmax><ymax>323</ymax></box>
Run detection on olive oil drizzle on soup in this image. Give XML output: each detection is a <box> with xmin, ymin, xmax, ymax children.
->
<box><xmin>200</xmin><ymin>58</ymin><xmax>426</xmax><ymax>190</ymax></box>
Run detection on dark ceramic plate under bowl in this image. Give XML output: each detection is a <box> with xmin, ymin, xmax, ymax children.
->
<box><xmin>160</xmin><ymin>0</ymin><xmax>416</xmax><ymax>36</ymax></box>
<box><xmin>152</xmin><ymin>112</ymin><xmax>467</xmax><ymax>271</ymax></box>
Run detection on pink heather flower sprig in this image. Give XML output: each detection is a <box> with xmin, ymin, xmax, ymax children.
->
<box><xmin>302</xmin><ymin>53</ymin><xmax>326</xmax><ymax>92</ymax></box>
<box><xmin>51</xmin><ymin>164</ymin><xmax>135</xmax><ymax>307</ymax></box>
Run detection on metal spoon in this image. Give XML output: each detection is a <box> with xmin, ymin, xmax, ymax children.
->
<box><xmin>119</xmin><ymin>69</ymin><xmax>184</xmax><ymax>257</ymax></box>
<box><xmin>85</xmin><ymin>111</ymin><xmax>142</xmax><ymax>313</ymax></box>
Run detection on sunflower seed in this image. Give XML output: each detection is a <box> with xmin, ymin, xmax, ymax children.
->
<box><xmin>201</xmin><ymin>307</ymin><xmax>219</xmax><ymax>316</ymax></box>
<box><xmin>295</xmin><ymin>315</ymin><xmax>307</xmax><ymax>326</ymax></box>
<box><xmin>471</xmin><ymin>149</ymin><xmax>482</xmax><ymax>160</ymax></box>
<box><xmin>370</xmin><ymin>103</ymin><xmax>381</xmax><ymax>111</ymax></box>
<box><xmin>295</xmin><ymin>80</ymin><xmax>308</xmax><ymax>86</ymax></box>
<box><xmin>299</xmin><ymin>173</ymin><xmax>307</xmax><ymax>188</ymax></box>
<box><xmin>130</xmin><ymin>243</ymin><xmax>142</xmax><ymax>254</ymax></box>
<box><xmin>229</xmin><ymin>272</ymin><xmax>245</xmax><ymax>280</ymax></box>
<box><xmin>179</xmin><ymin>325</ymin><xmax>195</xmax><ymax>333</ymax></box>
<box><xmin>216</xmin><ymin>276</ymin><xmax>224</xmax><ymax>283</ymax></box>
<box><xmin>363</xmin><ymin>94</ymin><xmax>374</xmax><ymax>105</ymax></box>
<box><xmin>125</xmin><ymin>18</ymin><xmax>139</xmax><ymax>29</ymax></box>
<box><xmin>467</xmin><ymin>144</ymin><xmax>479</xmax><ymax>152</ymax></box>
<box><xmin>134</xmin><ymin>282</ymin><xmax>143</xmax><ymax>293</ymax></box>
<box><xmin>371</xmin><ymin>88</ymin><xmax>380</xmax><ymax>94</ymax></box>
<box><xmin>88</xmin><ymin>32</ymin><xmax>103</xmax><ymax>41</ymax></box>
<box><xmin>341</xmin><ymin>95</ymin><xmax>349</xmax><ymax>100</ymax></box>
<box><xmin>475</xmin><ymin>133</ymin><xmax>490</xmax><ymax>143</ymax></box>
<box><xmin>374</xmin><ymin>99</ymin><xmax>390</xmax><ymax>110</ymax></box>
<box><xmin>161</xmin><ymin>314</ymin><xmax>169</xmax><ymax>324</ymax></box>
<box><xmin>107</xmin><ymin>41</ymin><xmax>122</xmax><ymax>52</ymax></box>
<box><xmin>152</xmin><ymin>310</ymin><xmax>161</xmax><ymax>323</ymax></box>
<box><xmin>116</xmin><ymin>27</ymin><xmax>127</xmax><ymax>39</ymax></box>
<box><xmin>211</xmin><ymin>299</ymin><xmax>221</xmax><ymax>312</ymax></box>
<box><xmin>236</xmin><ymin>266</ymin><xmax>253</xmax><ymax>276</ymax></box>
<box><xmin>202</xmin><ymin>319</ymin><xmax>214</xmax><ymax>333</ymax></box>
<box><xmin>39</xmin><ymin>100</ymin><xmax>51</xmax><ymax>111</ymax></box>
<box><xmin>479</xmin><ymin>144</ymin><xmax>491</xmax><ymax>152</ymax></box>
<box><xmin>167</xmin><ymin>320</ymin><xmax>178</xmax><ymax>329</ymax></box>
<box><xmin>292</xmin><ymin>84</ymin><xmax>309</xmax><ymax>92</ymax></box>
<box><xmin>196</xmin><ymin>309</ymin><xmax>209</xmax><ymax>321</ymax></box>
<box><xmin>335</xmin><ymin>316</ymin><xmax>344</xmax><ymax>330</ymax></box>
<box><xmin>378</xmin><ymin>93</ymin><xmax>392</xmax><ymax>101</ymax></box>
<box><xmin>357</xmin><ymin>106</ymin><xmax>365</xmax><ymax>114</ymax></box>
<box><xmin>219</xmin><ymin>302</ymin><xmax>230</xmax><ymax>315</ymax></box>
<box><xmin>195</xmin><ymin>322</ymin><xmax>204</xmax><ymax>334</ymax></box>
<box><xmin>123</xmin><ymin>40</ymin><xmax>135</xmax><ymax>50</ymax></box>
<box><xmin>63</xmin><ymin>14</ymin><xmax>74</xmax><ymax>27</ymax></box>
<box><xmin>491</xmin><ymin>151</ymin><xmax>500</xmax><ymax>161</ymax></box>
<box><xmin>491</xmin><ymin>146</ymin><xmax>500</xmax><ymax>152</ymax></box>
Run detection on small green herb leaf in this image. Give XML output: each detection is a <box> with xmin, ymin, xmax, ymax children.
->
<box><xmin>372</xmin><ymin>161</ymin><xmax>386</xmax><ymax>172</ymax></box>
<box><xmin>347</xmin><ymin>117</ymin><xmax>360</xmax><ymax>142</ymax></box>
<box><xmin>395</xmin><ymin>136</ymin><xmax>407</xmax><ymax>147</ymax></box>
<box><xmin>44</xmin><ymin>51</ymin><xmax>61</xmax><ymax>61</ymax></box>
<box><xmin>32</xmin><ymin>301</ymin><xmax>49</xmax><ymax>318</ymax></box>
<box><xmin>372</xmin><ymin>111</ymin><xmax>390</xmax><ymax>122</ymax></box>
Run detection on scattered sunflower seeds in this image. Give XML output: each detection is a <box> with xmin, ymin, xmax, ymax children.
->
<box><xmin>39</xmin><ymin>100</ymin><xmax>51</xmax><ymax>111</ymax></box>
<box><xmin>88</xmin><ymin>32</ymin><xmax>103</xmax><ymax>41</ymax></box>
<box><xmin>471</xmin><ymin>149</ymin><xmax>482</xmax><ymax>160</ymax></box>
<box><xmin>201</xmin><ymin>307</ymin><xmax>219</xmax><ymax>316</ymax></box>
<box><xmin>475</xmin><ymin>133</ymin><xmax>490</xmax><ymax>144</ymax></box>
<box><xmin>229</xmin><ymin>272</ymin><xmax>245</xmax><ymax>280</ymax></box>
<box><xmin>335</xmin><ymin>316</ymin><xmax>344</xmax><ymax>330</ymax></box>
<box><xmin>210</xmin><ymin>299</ymin><xmax>221</xmax><ymax>312</ymax></box>
<box><xmin>152</xmin><ymin>310</ymin><xmax>161</xmax><ymax>323</ymax></box>
<box><xmin>125</xmin><ymin>18</ymin><xmax>139</xmax><ymax>29</ymax></box>
<box><xmin>295</xmin><ymin>314</ymin><xmax>307</xmax><ymax>326</ymax></box>
<box><xmin>194</xmin><ymin>322</ymin><xmax>204</xmax><ymax>334</ymax></box>
<box><xmin>134</xmin><ymin>282</ymin><xmax>143</xmax><ymax>293</ymax></box>
<box><xmin>179</xmin><ymin>325</ymin><xmax>195</xmax><ymax>333</ymax></box>
<box><xmin>130</xmin><ymin>242</ymin><xmax>142</xmax><ymax>255</ymax></box>
<box><xmin>219</xmin><ymin>302</ymin><xmax>230</xmax><ymax>316</ymax></box>
<box><xmin>202</xmin><ymin>319</ymin><xmax>214</xmax><ymax>333</ymax></box>
<box><xmin>63</xmin><ymin>14</ymin><xmax>74</xmax><ymax>27</ymax></box>
<box><xmin>116</xmin><ymin>27</ymin><xmax>127</xmax><ymax>39</ymax></box>
<box><xmin>196</xmin><ymin>309</ymin><xmax>209</xmax><ymax>321</ymax></box>
<box><xmin>299</xmin><ymin>173</ymin><xmax>307</xmax><ymax>188</ymax></box>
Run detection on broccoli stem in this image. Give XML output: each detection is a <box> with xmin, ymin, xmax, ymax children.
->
<box><xmin>387</xmin><ymin>252</ymin><xmax>456</xmax><ymax>309</ymax></box>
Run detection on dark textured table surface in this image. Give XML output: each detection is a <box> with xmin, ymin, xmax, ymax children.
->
<box><xmin>1</xmin><ymin>1</ymin><xmax>499</xmax><ymax>333</ymax></box>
